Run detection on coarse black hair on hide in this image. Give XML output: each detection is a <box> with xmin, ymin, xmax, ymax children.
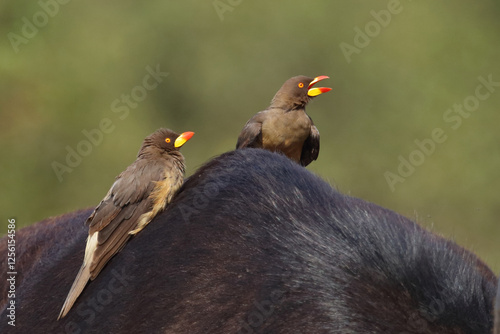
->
<box><xmin>1</xmin><ymin>148</ymin><xmax>498</xmax><ymax>334</ymax></box>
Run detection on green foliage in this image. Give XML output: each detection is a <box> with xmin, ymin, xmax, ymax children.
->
<box><xmin>1</xmin><ymin>0</ymin><xmax>499</xmax><ymax>271</ymax></box>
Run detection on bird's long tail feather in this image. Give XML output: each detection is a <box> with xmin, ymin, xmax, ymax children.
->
<box><xmin>58</xmin><ymin>233</ymin><xmax>98</xmax><ymax>320</ymax></box>
<box><xmin>57</xmin><ymin>264</ymin><xmax>91</xmax><ymax>320</ymax></box>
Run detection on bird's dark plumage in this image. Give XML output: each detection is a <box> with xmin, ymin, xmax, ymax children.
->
<box><xmin>57</xmin><ymin>128</ymin><xmax>193</xmax><ymax>319</ymax></box>
<box><xmin>236</xmin><ymin>75</ymin><xmax>331</xmax><ymax>166</ymax></box>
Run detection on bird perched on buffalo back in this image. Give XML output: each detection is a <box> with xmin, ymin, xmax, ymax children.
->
<box><xmin>58</xmin><ymin>128</ymin><xmax>194</xmax><ymax>320</ymax></box>
<box><xmin>236</xmin><ymin>75</ymin><xmax>331</xmax><ymax>166</ymax></box>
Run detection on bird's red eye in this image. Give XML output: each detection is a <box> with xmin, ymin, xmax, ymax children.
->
<box><xmin>298</xmin><ymin>82</ymin><xmax>304</xmax><ymax>88</ymax></box>
<box><xmin>165</xmin><ymin>138</ymin><xmax>171</xmax><ymax>143</ymax></box>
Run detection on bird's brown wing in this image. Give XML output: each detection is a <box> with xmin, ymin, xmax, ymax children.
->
<box><xmin>58</xmin><ymin>158</ymin><xmax>179</xmax><ymax>320</ymax></box>
<box><xmin>86</xmin><ymin>160</ymin><xmax>154</xmax><ymax>230</ymax></box>
<box><xmin>300</xmin><ymin>119</ymin><xmax>320</xmax><ymax>166</ymax></box>
<box><xmin>236</xmin><ymin>110</ymin><xmax>268</xmax><ymax>149</ymax></box>
<box><xmin>86</xmin><ymin>158</ymin><xmax>166</xmax><ymax>277</ymax></box>
<box><xmin>88</xmin><ymin>200</ymin><xmax>149</xmax><ymax>278</ymax></box>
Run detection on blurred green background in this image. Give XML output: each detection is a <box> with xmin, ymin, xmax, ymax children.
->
<box><xmin>1</xmin><ymin>1</ymin><xmax>499</xmax><ymax>272</ymax></box>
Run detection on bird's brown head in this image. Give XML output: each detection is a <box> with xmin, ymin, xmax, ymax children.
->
<box><xmin>139</xmin><ymin>128</ymin><xmax>194</xmax><ymax>157</ymax></box>
<box><xmin>270</xmin><ymin>75</ymin><xmax>332</xmax><ymax>110</ymax></box>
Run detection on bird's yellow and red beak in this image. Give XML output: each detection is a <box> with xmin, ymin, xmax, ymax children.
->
<box><xmin>174</xmin><ymin>131</ymin><xmax>195</xmax><ymax>148</ymax></box>
<box><xmin>307</xmin><ymin>75</ymin><xmax>332</xmax><ymax>97</ymax></box>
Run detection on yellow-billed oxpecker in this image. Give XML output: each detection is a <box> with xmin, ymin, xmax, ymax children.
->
<box><xmin>236</xmin><ymin>75</ymin><xmax>331</xmax><ymax>166</ymax></box>
<box><xmin>58</xmin><ymin>128</ymin><xmax>194</xmax><ymax>319</ymax></box>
